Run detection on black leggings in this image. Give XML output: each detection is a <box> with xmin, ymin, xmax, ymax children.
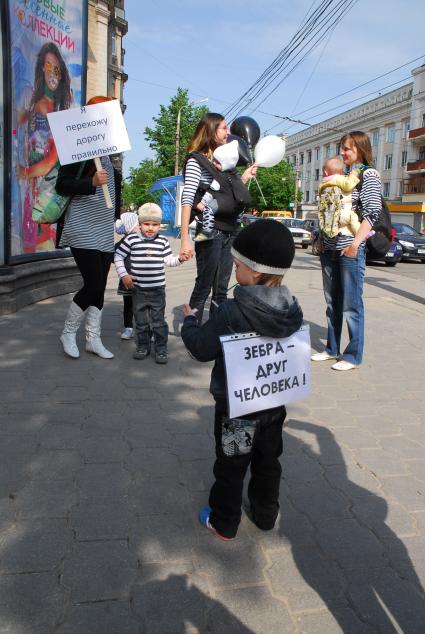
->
<box><xmin>123</xmin><ymin>295</ymin><xmax>133</xmax><ymax>328</ymax></box>
<box><xmin>71</xmin><ymin>247</ymin><xmax>113</xmax><ymax>311</ymax></box>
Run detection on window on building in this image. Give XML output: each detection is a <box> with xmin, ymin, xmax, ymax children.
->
<box><xmin>372</xmin><ymin>130</ymin><xmax>379</xmax><ymax>146</ymax></box>
<box><xmin>300</xmin><ymin>153</ymin><xmax>304</xmax><ymax>165</ymax></box>
<box><xmin>401</xmin><ymin>151</ymin><xmax>408</xmax><ymax>167</ymax></box>
<box><xmin>386</xmin><ymin>126</ymin><xmax>395</xmax><ymax>143</ymax></box>
<box><xmin>306</xmin><ymin>170</ymin><xmax>311</xmax><ymax>181</ymax></box>
<box><xmin>397</xmin><ymin>181</ymin><xmax>403</xmax><ymax>197</ymax></box>
<box><xmin>403</xmin><ymin>120</ymin><xmax>410</xmax><ymax>139</ymax></box>
<box><xmin>111</xmin><ymin>33</ymin><xmax>117</xmax><ymax>58</ymax></box>
<box><xmin>315</xmin><ymin>168</ymin><xmax>320</xmax><ymax>181</ymax></box>
<box><xmin>419</xmin><ymin>146</ymin><xmax>425</xmax><ymax>161</ymax></box>
<box><xmin>422</xmin><ymin>113</ymin><xmax>425</xmax><ymax>128</ymax></box>
<box><xmin>335</xmin><ymin>142</ymin><xmax>341</xmax><ymax>155</ymax></box>
<box><xmin>307</xmin><ymin>150</ymin><xmax>312</xmax><ymax>163</ymax></box>
<box><xmin>383</xmin><ymin>182</ymin><xmax>390</xmax><ymax>198</ymax></box>
<box><xmin>384</xmin><ymin>154</ymin><xmax>392</xmax><ymax>170</ymax></box>
<box><xmin>325</xmin><ymin>144</ymin><xmax>330</xmax><ymax>158</ymax></box>
<box><xmin>305</xmin><ymin>191</ymin><xmax>310</xmax><ymax>202</ymax></box>
<box><xmin>315</xmin><ymin>147</ymin><xmax>320</xmax><ymax>160</ymax></box>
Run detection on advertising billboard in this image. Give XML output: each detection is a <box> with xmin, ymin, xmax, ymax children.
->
<box><xmin>7</xmin><ymin>0</ymin><xmax>87</xmax><ymax>259</ymax></box>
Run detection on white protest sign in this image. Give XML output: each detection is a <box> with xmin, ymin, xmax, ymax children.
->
<box><xmin>220</xmin><ymin>325</ymin><xmax>311</xmax><ymax>418</ymax></box>
<box><xmin>47</xmin><ymin>100</ymin><xmax>131</xmax><ymax>166</ymax></box>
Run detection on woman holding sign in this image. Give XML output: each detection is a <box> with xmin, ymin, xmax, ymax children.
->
<box><xmin>55</xmin><ymin>96</ymin><xmax>121</xmax><ymax>360</ymax></box>
<box><xmin>180</xmin><ymin>113</ymin><xmax>257</xmax><ymax>324</ymax></box>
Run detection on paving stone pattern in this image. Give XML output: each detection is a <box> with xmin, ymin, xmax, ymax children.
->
<box><xmin>0</xmin><ymin>243</ymin><xmax>424</xmax><ymax>633</ymax></box>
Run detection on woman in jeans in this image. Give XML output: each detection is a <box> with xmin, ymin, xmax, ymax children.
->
<box><xmin>312</xmin><ymin>131</ymin><xmax>381</xmax><ymax>371</ymax></box>
<box><xmin>179</xmin><ymin>113</ymin><xmax>256</xmax><ymax>323</ymax></box>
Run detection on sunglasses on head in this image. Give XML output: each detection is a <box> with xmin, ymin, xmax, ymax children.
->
<box><xmin>44</xmin><ymin>61</ymin><xmax>61</xmax><ymax>77</ymax></box>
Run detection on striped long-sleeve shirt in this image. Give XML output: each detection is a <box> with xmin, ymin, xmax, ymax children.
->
<box><xmin>181</xmin><ymin>157</ymin><xmax>213</xmax><ymax>208</ymax></box>
<box><xmin>114</xmin><ymin>233</ymin><xmax>181</xmax><ymax>289</ymax></box>
<box><xmin>323</xmin><ymin>167</ymin><xmax>382</xmax><ymax>251</ymax></box>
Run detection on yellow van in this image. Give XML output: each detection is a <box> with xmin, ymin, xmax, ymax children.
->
<box><xmin>261</xmin><ymin>210</ymin><xmax>292</xmax><ymax>219</ymax></box>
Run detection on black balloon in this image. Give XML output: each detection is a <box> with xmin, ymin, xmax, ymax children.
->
<box><xmin>230</xmin><ymin>116</ymin><xmax>261</xmax><ymax>148</ymax></box>
<box><xmin>227</xmin><ymin>134</ymin><xmax>251</xmax><ymax>166</ymax></box>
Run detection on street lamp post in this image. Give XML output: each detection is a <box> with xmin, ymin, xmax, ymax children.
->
<box><xmin>174</xmin><ymin>98</ymin><xmax>208</xmax><ymax>176</ymax></box>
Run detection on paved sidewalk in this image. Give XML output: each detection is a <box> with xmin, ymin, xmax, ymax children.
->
<box><xmin>0</xmin><ymin>242</ymin><xmax>424</xmax><ymax>633</ymax></box>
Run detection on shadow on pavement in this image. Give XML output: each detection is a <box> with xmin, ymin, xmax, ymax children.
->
<box><xmin>276</xmin><ymin>420</ymin><xmax>425</xmax><ymax>633</ymax></box>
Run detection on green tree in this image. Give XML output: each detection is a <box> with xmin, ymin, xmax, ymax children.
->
<box><xmin>248</xmin><ymin>161</ymin><xmax>299</xmax><ymax>212</ymax></box>
<box><xmin>144</xmin><ymin>87</ymin><xmax>208</xmax><ymax>175</ymax></box>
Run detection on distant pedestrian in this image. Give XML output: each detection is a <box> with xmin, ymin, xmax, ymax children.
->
<box><xmin>312</xmin><ymin>131</ymin><xmax>382</xmax><ymax>371</ymax></box>
<box><xmin>55</xmin><ymin>95</ymin><xmax>121</xmax><ymax>360</ymax></box>
<box><xmin>179</xmin><ymin>113</ymin><xmax>257</xmax><ymax>324</ymax></box>
<box><xmin>114</xmin><ymin>203</ymin><xmax>189</xmax><ymax>364</ymax></box>
<box><xmin>114</xmin><ymin>212</ymin><xmax>140</xmax><ymax>340</ymax></box>
<box><xmin>181</xmin><ymin>219</ymin><xmax>303</xmax><ymax>540</ymax></box>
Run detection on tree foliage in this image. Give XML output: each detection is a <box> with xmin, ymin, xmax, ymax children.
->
<box><xmin>247</xmin><ymin>160</ymin><xmax>299</xmax><ymax>212</ymax></box>
<box><xmin>123</xmin><ymin>88</ymin><xmax>208</xmax><ymax>208</ymax></box>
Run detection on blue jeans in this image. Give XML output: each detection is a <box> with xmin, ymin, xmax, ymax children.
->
<box><xmin>133</xmin><ymin>286</ymin><xmax>168</xmax><ymax>352</ymax></box>
<box><xmin>189</xmin><ymin>229</ymin><xmax>236</xmax><ymax>323</ymax></box>
<box><xmin>320</xmin><ymin>247</ymin><xmax>366</xmax><ymax>365</ymax></box>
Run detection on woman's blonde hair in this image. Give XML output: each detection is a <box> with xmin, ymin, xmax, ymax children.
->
<box><xmin>186</xmin><ymin>113</ymin><xmax>224</xmax><ymax>158</ymax></box>
<box><xmin>340</xmin><ymin>131</ymin><xmax>373</xmax><ymax>166</ymax></box>
<box><xmin>256</xmin><ymin>273</ymin><xmax>283</xmax><ymax>287</ymax></box>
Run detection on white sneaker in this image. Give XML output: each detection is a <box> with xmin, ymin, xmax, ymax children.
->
<box><xmin>311</xmin><ymin>351</ymin><xmax>337</xmax><ymax>361</ymax></box>
<box><xmin>332</xmin><ymin>360</ymin><xmax>358</xmax><ymax>371</ymax></box>
<box><xmin>120</xmin><ymin>327</ymin><xmax>134</xmax><ymax>340</ymax></box>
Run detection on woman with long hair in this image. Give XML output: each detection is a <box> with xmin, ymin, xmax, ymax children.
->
<box><xmin>55</xmin><ymin>96</ymin><xmax>121</xmax><ymax>361</ymax></box>
<box><xmin>312</xmin><ymin>131</ymin><xmax>382</xmax><ymax>371</ymax></box>
<box><xmin>180</xmin><ymin>113</ymin><xmax>256</xmax><ymax>323</ymax></box>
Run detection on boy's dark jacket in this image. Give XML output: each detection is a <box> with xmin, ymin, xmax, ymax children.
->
<box><xmin>181</xmin><ymin>285</ymin><xmax>303</xmax><ymax>412</ymax></box>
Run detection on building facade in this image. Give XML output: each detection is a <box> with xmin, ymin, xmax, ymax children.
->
<box><xmin>286</xmin><ymin>64</ymin><xmax>425</xmax><ymax>229</ymax></box>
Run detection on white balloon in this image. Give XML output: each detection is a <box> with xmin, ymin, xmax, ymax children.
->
<box><xmin>254</xmin><ymin>135</ymin><xmax>286</xmax><ymax>168</ymax></box>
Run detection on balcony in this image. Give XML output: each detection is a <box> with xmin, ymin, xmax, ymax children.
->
<box><xmin>408</xmin><ymin>127</ymin><xmax>425</xmax><ymax>143</ymax></box>
<box><xmin>110</xmin><ymin>6</ymin><xmax>128</xmax><ymax>34</ymax></box>
<box><xmin>403</xmin><ymin>176</ymin><xmax>425</xmax><ymax>195</ymax></box>
<box><xmin>406</xmin><ymin>159</ymin><xmax>425</xmax><ymax>173</ymax></box>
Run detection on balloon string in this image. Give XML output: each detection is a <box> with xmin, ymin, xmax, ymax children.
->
<box><xmin>253</xmin><ymin>176</ymin><xmax>267</xmax><ymax>206</ymax></box>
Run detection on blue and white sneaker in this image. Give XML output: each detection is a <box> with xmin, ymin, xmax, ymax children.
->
<box><xmin>198</xmin><ymin>506</ymin><xmax>233</xmax><ymax>541</ymax></box>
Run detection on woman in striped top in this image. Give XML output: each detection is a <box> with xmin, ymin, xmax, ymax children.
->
<box><xmin>312</xmin><ymin>131</ymin><xmax>381</xmax><ymax>371</ymax></box>
<box><xmin>180</xmin><ymin>113</ymin><xmax>257</xmax><ymax>324</ymax></box>
<box><xmin>55</xmin><ymin>96</ymin><xmax>120</xmax><ymax>361</ymax></box>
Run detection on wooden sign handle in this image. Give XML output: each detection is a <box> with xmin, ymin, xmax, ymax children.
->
<box><xmin>94</xmin><ymin>157</ymin><xmax>113</xmax><ymax>209</ymax></box>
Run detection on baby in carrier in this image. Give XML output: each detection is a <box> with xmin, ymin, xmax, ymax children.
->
<box><xmin>318</xmin><ymin>156</ymin><xmax>361</xmax><ymax>238</ymax></box>
<box><xmin>195</xmin><ymin>139</ymin><xmax>241</xmax><ymax>241</ymax></box>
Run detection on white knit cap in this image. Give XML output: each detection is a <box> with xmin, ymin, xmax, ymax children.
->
<box><xmin>213</xmin><ymin>139</ymin><xmax>239</xmax><ymax>171</ymax></box>
<box><xmin>138</xmin><ymin>202</ymin><xmax>162</xmax><ymax>223</ymax></box>
<box><xmin>115</xmin><ymin>212</ymin><xmax>139</xmax><ymax>235</ymax></box>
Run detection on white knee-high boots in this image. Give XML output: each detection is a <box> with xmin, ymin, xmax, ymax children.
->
<box><xmin>85</xmin><ymin>306</ymin><xmax>114</xmax><ymax>359</ymax></box>
<box><xmin>60</xmin><ymin>301</ymin><xmax>86</xmax><ymax>358</ymax></box>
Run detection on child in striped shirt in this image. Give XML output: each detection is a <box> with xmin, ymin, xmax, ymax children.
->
<box><xmin>114</xmin><ymin>202</ymin><xmax>188</xmax><ymax>364</ymax></box>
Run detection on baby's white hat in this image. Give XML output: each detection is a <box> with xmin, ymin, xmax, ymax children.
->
<box><xmin>115</xmin><ymin>212</ymin><xmax>139</xmax><ymax>235</ymax></box>
<box><xmin>213</xmin><ymin>139</ymin><xmax>239</xmax><ymax>171</ymax></box>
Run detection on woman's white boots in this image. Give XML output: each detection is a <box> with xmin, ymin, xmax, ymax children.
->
<box><xmin>85</xmin><ymin>306</ymin><xmax>114</xmax><ymax>359</ymax></box>
<box><xmin>60</xmin><ymin>301</ymin><xmax>86</xmax><ymax>358</ymax></box>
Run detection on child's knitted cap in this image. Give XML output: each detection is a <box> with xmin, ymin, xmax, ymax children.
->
<box><xmin>213</xmin><ymin>139</ymin><xmax>239</xmax><ymax>172</ymax></box>
<box><xmin>115</xmin><ymin>212</ymin><xmax>139</xmax><ymax>235</ymax></box>
<box><xmin>138</xmin><ymin>202</ymin><xmax>162</xmax><ymax>223</ymax></box>
<box><xmin>231</xmin><ymin>219</ymin><xmax>295</xmax><ymax>275</ymax></box>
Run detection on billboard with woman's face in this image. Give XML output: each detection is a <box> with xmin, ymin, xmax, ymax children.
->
<box><xmin>7</xmin><ymin>0</ymin><xmax>87</xmax><ymax>258</ymax></box>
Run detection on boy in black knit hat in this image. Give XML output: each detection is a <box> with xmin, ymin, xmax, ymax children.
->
<box><xmin>181</xmin><ymin>219</ymin><xmax>303</xmax><ymax>540</ymax></box>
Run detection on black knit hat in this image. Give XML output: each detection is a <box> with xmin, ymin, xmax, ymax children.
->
<box><xmin>231</xmin><ymin>219</ymin><xmax>295</xmax><ymax>275</ymax></box>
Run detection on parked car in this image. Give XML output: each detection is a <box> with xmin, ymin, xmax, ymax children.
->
<box><xmin>366</xmin><ymin>240</ymin><xmax>403</xmax><ymax>267</ymax></box>
<box><xmin>240</xmin><ymin>213</ymin><xmax>260</xmax><ymax>228</ymax></box>
<box><xmin>261</xmin><ymin>210</ymin><xmax>292</xmax><ymax>220</ymax></box>
<box><xmin>278</xmin><ymin>218</ymin><xmax>311</xmax><ymax>248</ymax></box>
<box><xmin>301</xmin><ymin>218</ymin><xmax>320</xmax><ymax>234</ymax></box>
<box><xmin>392</xmin><ymin>222</ymin><xmax>425</xmax><ymax>262</ymax></box>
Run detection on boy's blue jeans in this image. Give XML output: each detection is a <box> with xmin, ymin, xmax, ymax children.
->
<box><xmin>320</xmin><ymin>246</ymin><xmax>366</xmax><ymax>365</ymax></box>
<box><xmin>133</xmin><ymin>286</ymin><xmax>168</xmax><ymax>352</ymax></box>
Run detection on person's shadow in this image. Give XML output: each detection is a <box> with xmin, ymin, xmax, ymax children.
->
<box><xmin>276</xmin><ymin>420</ymin><xmax>425</xmax><ymax>633</ymax></box>
<box><xmin>132</xmin><ymin>574</ymin><xmax>256</xmax><ymax>634</ymax></box>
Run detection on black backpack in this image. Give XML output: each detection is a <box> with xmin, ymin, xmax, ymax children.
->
<box><xmin>185</xmin><ymin>151</ymin><xmax>251</xmax><ymax>223</ymax></box>
<box><xmin>357</xmin><ymin>167</ymin><xmax>392</xmax><ymax>259</ymax></box>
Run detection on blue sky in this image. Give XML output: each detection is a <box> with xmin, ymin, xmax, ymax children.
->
<box><xmin>122</xmin><ymin>0</ymin><xmax>425</xmax><ymax>176</ymax></box>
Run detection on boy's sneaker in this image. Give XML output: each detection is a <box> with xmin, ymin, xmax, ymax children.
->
<box><xmin>155</xmin><ymin>351</ymin><xmax>168</xmax><ymax>364</ymax></box>
<box><xmin>198</xmin><ymin>506</ymin><xmax>233</xmax><ymax>541</ymax></box>
<box><xmin>120</xmin><ymin>327</ymin><xmax>133</xmax><ymax>340</ymax></box>
<box><xmin>133</xmin><ymin>347</ymin><xmax>150</xmax><ymax>360</ymax></box>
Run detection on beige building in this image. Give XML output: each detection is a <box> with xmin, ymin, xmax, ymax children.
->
<box><xmin>87</xmin><ymin>0</ymin><xmax>128</xmax><ymax>107</ymax></box>
<box><xmin>286</xmin><ymin>64</ymin><xmax>425</xmax><ymax>229</ymax></box>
